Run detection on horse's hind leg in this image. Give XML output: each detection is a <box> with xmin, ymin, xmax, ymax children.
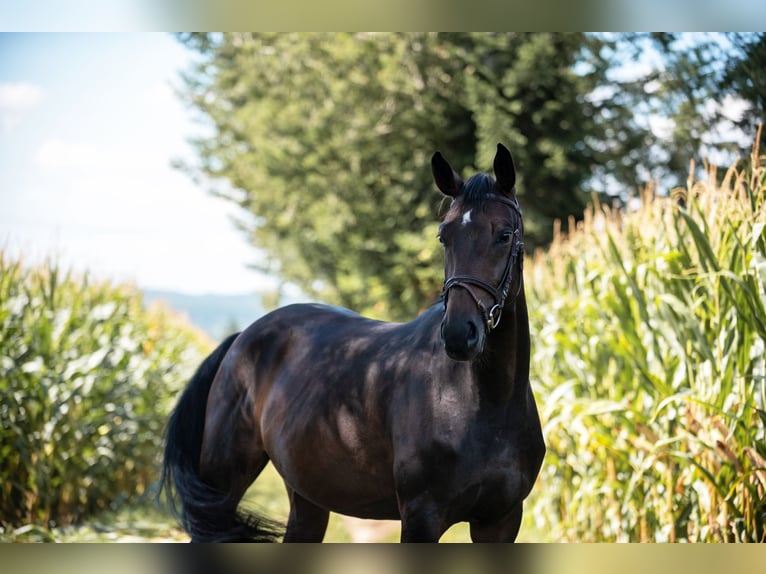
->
<box><xmin>196</xmin><ymin>376</ymin><xmax>281</xmax><ymax>540</ymax></box>
<box><xmin>196</xmin><ymin>442</ymin><xmax>276</xmax><ymax>541</ymax></box>
<box><xmin>199</xmin><ymin>390</ymin><xmax>271</xmax><ymax>506</ymax></box>
<box><xmin>282</xmin><ymin>487</ymin><xmax>330</xmax><ymax>542</ymax></box>
<box><xmin>200</xmin><ymin>450</ymin><xmax>270</xmax><ymax>505</ymax></box>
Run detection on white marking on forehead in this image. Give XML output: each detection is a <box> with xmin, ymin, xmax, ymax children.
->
<box><xmin>461</xmin><ymin>209</ymin><xmax>472</xmax><ymax>226</ymax></box>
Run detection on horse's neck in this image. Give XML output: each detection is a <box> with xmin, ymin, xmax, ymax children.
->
<box><xmin>475</xmin><ymin>292</ymin><xmax>530</xmax><ymax>405</ymax></box>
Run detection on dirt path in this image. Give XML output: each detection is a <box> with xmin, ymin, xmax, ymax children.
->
<box><xmin>340</xmin><ymin>516</ymin><xmax>400</xmax><ymax>542</ymax></box>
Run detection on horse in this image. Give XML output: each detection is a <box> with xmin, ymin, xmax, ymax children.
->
<box><xmin>159</xmin><ymin>143</ymin><xmax>545</xmax><ymax>542</ymax></box>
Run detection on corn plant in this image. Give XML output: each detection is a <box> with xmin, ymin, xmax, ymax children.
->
<box><xmin>0</xmin><ymin>254</ymin><xmax>209</xmax><ymax>530</ymax></box>
<box><xmin>526</xmin><ymin>142</ymin><xmax>766</xmax><ymax>542</ymax></box>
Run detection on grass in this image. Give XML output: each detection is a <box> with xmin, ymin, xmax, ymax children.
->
<box><xmin>2</xmin><ymin>502</ymin><xmax>187</xmax><ymax>543</ymax></box>
<box><xmin>2</xmin><ymin>461</ymin><xmax>543</xmax><ymax>542</ymax></box>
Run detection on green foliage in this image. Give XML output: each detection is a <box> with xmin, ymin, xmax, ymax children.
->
<box><xmin>178</xmin><ymin>32</ymin><xmax>646</xmax><ymax>320</ymax></box>
<box><xmin>178</xmin><ymin>32</ymin><xmax>765</xmax><ymax>321</ymax></box>
<box><xmin>461</xmin><ymin>33</ymin><xmax>646</xmax><ymax>237</ymax></box>
<box><xmin>721</xmin><ymin>33</ymin><xmax>766</xmax><ymax>151</ymax></box>
<box><xmin>526</xmin><ymin>143</ymin><xmax>766</xmax><ymax>541</ymax></box>
<box><xmin>0</xmin><ymin>253</ymin><xmax>209</xmax><ymax>530</ymax></box>
<box><xmin>640</xmin><ymin>33</ymin><xmax>765</xmax><ymax>185</ymax></box>
<box><xmin>180</xmin><ymin>32</ymin><xmax>474</xmax><ymax>319</ymax></box>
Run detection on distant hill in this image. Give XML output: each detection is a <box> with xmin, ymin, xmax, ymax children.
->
<box><xmin>142</xmin><ymin>290</ymin><xmax>269</xmax><ymax>341</ymax></box>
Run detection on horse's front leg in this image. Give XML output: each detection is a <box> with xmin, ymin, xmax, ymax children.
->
<box><xmin>469</xmin><ymin>502</ymin><xmax>523</xmax><ymax>542</ymax></box>
<box><xmin>394</xmin><ymin>446</ymin><xmax>453</xmax><ymax>542</ymax></box>
<box><xmin>397</xmin><ymin>495</ymin><xmax>444</xmax><ymax>542</ymax></box>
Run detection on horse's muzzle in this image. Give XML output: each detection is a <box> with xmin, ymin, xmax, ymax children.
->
<box><xmin>441</xmin><ymin>315</ymin><xmax>484</xmax><ymax>361</ymax></box>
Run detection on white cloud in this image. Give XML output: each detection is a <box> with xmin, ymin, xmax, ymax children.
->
<box><xmin>0</xmin><ymin>82</ymin><xmax>44</xmax><ymax>108</ymax></box>
<box><xmin>0</xmin><ymin>82</ymin><xmax>45</xmax><ymax>132</ymax></box>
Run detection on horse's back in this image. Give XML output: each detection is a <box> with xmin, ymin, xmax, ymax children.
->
<box><xmin>239</xmin><ymin>301</ymin><xmax>439</xmax><ymax>362</ymax></box>
<box><xmin>243</xmin><ymin>302</ymin><xmax>382</xmax><ymax>340</ymax></box>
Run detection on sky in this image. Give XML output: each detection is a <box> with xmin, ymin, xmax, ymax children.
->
<box><xmin>0</xmin><ymin>33</ymin><xmax>278</xmax><ymax>295</ymax></box>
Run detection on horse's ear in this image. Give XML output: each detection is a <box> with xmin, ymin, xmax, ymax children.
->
<box><xmin>493</xmin><ymin>143</ymin><xmax>516</xmax><ymax>198</ymax></box>
<box><xmin>431</xmin><ymin>151</ymin><xmax>464</xmax><ymax>197</ymax></box>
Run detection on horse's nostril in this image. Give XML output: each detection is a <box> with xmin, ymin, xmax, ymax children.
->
<box><xmin>466</xmin><ymin>321</ymin><xmax>478</xmax><ymax>346</ymax></box>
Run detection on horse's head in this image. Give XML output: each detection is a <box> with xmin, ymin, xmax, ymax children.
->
<box><xmin>432</xmin><ymin>143</ymin><xmax>525</xmax><ymax>362</ymax></box>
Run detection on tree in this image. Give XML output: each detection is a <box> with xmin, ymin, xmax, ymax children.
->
<box><xmin>638</xmin><ymin>33</ymin><xmax>764</xmax><ymax>186</ymax></box>
<box><xmin>176</xmin><ymin>33</ymin><xmax>653</xmax><ymax>319</ymax></box>
<box><xmin>721</xmin><ymin>33</ymin><xmax>766</xmax><ymax>151</ymax></box>
<box><xmin>179</xmin><ymin>33</ymin><xmax>475</xmax><ymax>319</ymax></box>
<box><xmin>458</xmin><ymin>33</ymin><xmax>650</xmax><ymax>240</ymax></box>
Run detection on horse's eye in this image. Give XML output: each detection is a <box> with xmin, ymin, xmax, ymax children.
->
<box><xmin>498</xmin><ymin>230</ymin><xmax>513</xmax><ymax>244</ymax></box>
<box><xmin>437</xmin><ymin>234</ymin><xmax>445</xmax><ymax>245</ymax></box>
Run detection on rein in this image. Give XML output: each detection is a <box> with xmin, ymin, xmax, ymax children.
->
<box><xmin>442</xmin><ymin>195</ymin><xmax>524</xmax><ymax>332</ymax></box>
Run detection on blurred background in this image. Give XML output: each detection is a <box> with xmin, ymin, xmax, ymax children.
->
<box><xmin>1</xmin><ymin>31</ymin><xmax>764</xmax><ymax>543</ymax></box>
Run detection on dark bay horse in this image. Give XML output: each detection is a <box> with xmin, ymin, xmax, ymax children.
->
<box><xmin>159</xmin><ymin>143</ymin><xmax>545</xmax><ymax>542</ymax></box>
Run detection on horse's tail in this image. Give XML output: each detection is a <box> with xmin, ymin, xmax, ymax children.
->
<box><xmin>158</xmin><ymin>332</ymin><xmax>282</xmax><ymax>542</ymax></box>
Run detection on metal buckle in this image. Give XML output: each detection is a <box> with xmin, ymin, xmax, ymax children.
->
<box><xmin>487</xmin><ymin>304</ymin><xmax>503</xmax><ymax>330</ymax></box>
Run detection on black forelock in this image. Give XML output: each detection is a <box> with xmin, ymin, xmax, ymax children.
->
<box><xmin>443</xmin><ymin>172</ymin><xmax>521</xmax><ymax>221</ymax></box>
<box><xmin>448</xmin><ymin>172</ymin><xmax>522</xmax><ymax>221</ymax></box>
<box><xmin>459</xmin><ymin>174</ymin><xmax>497</xmax><ymax>206</ymax></box>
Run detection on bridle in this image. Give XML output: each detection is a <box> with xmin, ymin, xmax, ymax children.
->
<box><xmin>441</xmin><ymin>195</ymin><xmax>524</xmax><ymax>332</ymax></box>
